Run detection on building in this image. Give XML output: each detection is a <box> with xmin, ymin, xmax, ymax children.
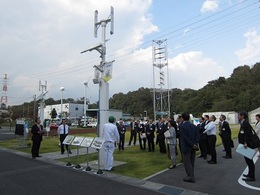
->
<box><xmin>249</xmin><ymin>107</ymin><xmax>260</xmax><ymax>124</ymax></box>
<box><xmin>41</xmin><ymin>103</ymin><xmax>86</xmax><ymax>120</ymax></box>
<box><xmin>202</xmin><ymin>111</ymin><xmax>238</xmax><ymax>124</ymax></box>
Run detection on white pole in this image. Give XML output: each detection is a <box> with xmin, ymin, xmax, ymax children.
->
<box><xmin>60</xmin><ymin>87</ymin><xmax>65</xmax><ymax>119</ymax></box>
<box><xmin>83</xmin><ymin>81</ymin><xmax>87</xmax><ymax>127</ymax></box>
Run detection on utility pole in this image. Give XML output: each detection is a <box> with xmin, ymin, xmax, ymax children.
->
<box><xmin>83</xmin><ymin>81</ymin><xmax>88</xmax><ymax>127</ymax></box>
<box><xmin>81</xmin><ymin>6</ymin><xmax>115</xmax><ymax>170</ymax></box>
<box><xmin>37</xmin><ymin>81</ymin><xmax>48</xmax><ymax>125</ymax></box>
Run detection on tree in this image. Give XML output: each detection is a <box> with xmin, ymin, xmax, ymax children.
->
<box><xmin>50</xmin><ymin>108</ymin><xmax>57</xmax><ymax>120</ymax></box>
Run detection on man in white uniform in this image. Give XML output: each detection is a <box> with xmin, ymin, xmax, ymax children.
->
<box><xmin>103</xmin><ymin>116</ymin><xmax>120</xmax><ymax>171</ymax></box>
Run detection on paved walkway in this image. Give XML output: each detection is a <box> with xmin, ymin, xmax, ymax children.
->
<box><xmin>1</xmin><ymin>126</ymin><xmax>260</xmax><ymax>195</ymax></box>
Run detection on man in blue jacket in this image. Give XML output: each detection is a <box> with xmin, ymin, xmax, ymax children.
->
<box><xmin>179</xmin><ymin>113</ymin><xmax>199</xmax><ymax>183</ymax></box>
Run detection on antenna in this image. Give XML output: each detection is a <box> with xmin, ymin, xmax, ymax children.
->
<box><xmin>94</xmin><ymin>10</ymin><xmax>98</xmax><ymax>38</ymax></box>
<box><xmin>39</xmin><ymin>80</ymin><xmax>41</xmax><ymax>91</ymax></box>
<box><xmin>110</xmin><ymin>6</ymin><xmax>114</xmax><ymax>35</ymax></box>
<box><xmin>45</xmin><ymin>81</ymin><xmax>47</xmax><ymax>91</ymax></box>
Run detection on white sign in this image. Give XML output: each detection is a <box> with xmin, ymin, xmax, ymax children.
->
<box><xmin>102</xmin><ymin>62</ymin><xmax>113</xmax><ymax>82</ymax></box>
<box><xmin>81</xmin><ymin>137</ymin><xmax>95</xmax><ymax>147</ymax></box>
<box><xmin>71</xmin><ymin>136</ymin><xmax>85</xmax><ymax>146</ymax></box>
<box><xmin>63</xmin><ymin>135</ymin><xmax>75</xmax><ymax>145</ymax></box>
<box><xmin>91</xmin><ymin>137</ymin><xmax>105</xmax><ymax>150</ymax></box>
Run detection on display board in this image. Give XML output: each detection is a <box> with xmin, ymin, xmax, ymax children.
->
<box><xmin>71</xmin><ymin>136</ymin><xmax>85</xmax><ymax>146</ymax></box>
<box><xmin>80</xmin><ymin>137</ymin><xmax>95</xmax><ymax>147</ymax></box>
<box><xmin>91</xmin><ymin>137</ymin><xmax>105</xmax><ymax>150</ymax></box>
<box><xmin>62</xmin><ymin>135</ymin><xmax>75</xmax><ymax>145</ymax></box>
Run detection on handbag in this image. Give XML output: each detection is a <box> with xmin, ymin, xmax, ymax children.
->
<box><xmin>248</xmin><ymin>128</ymin><xmax>260</xmax><ymax>149</ymax></box>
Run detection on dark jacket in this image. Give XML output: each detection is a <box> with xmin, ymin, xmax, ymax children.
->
<box><xmin>117</xmin><ymin>124</ymin><xmax>126</xmax><ymax>137</ymax></box>
<box><xmin>130</xmin><ymin>121</ymin><xmax>138</xmax><ymax>132</ymax></box>
<box><xmin>146</xmin><ymin>123</ymin><xmax>155</xmax><ymax>138</ymax></box>
<box><xmin>220</xmin><ymin>121</ymin><xmax>231</xmax><ymax>139</ymax></box>
<box><xmin>238</xmin><ymin>120</ymin><xmax>253</xmax><ymax>147</ymax></box>
<box><xmin>180</xmin><ymin>121</ymin><xmax>199</xmax><ymax>153</ymax></box>
<box><xmin>137</xmin><ymin>123</ymin><xmax>146</xmax><ymax>134</ymax></box>
<box><xmin>31</xmin><ymin>124</ymin><xmax>44</xmax><ymax>142</ymax></box>
<box><xmin>157</xmin><ymin>123</ymin><xmax>167</xmax><ymax>139</ymax></box>
<box><xmin>197</xmin><ymin>121</ymin><xmax>206</xmax><ymax>140</ymax></box>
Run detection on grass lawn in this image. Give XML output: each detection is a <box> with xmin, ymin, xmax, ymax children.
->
<box><xmin>0</xmin><ymin>125</ymin><xmax>239</xmax><ymax>179</ymax></box>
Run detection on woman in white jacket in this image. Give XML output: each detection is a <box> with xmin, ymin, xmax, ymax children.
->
<box><xmin>166</xmin><ymin>120</ymin><xmax>177</xmax><ymax>169</ymax></box>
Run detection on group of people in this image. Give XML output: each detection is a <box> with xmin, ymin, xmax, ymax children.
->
<box><xmin>31</xmin><ymin>118</ymin><xmax>72</xmax><ymax>159</ymax></box>
<box><xmin>197</xmin><ymin>114</ymin><xmax>233</xmax><ymax>165</ymax></box>
<box><xmin>30</xmin><ymin>111</ymin><xmax>260</xmax><ymax>182</ymax></box>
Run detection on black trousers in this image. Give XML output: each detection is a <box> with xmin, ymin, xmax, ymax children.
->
<box><xmin>138</xmin><ymin>135</ymin><xmax>146</xmax><ymax>150</ymax></box>
<box><xmin>119</xmin><ymin>135</ymin><xmax>125</xmax><ymax>150</ymax></box>
<box><xmin>128</xmin><ymin>130</ymin><xmax>137</xmax><ymax>145</ymax></box>
<box><xmin>182</xmin><ymin>150</ymin><xmax>196</xmax><ymax>181</ymax></box>
<box><xmin>222</xmin><ymin>137</ymin><xmax>232</xmax><ymax>157</ymax></box>
<box><xmin>207</xmin><ymin>135</ymin><xmax>217</xmax><ymax>163</ymax></box>
<box><xmin>244</xmin><ymin>156</ymin><xmax>255</xmax><ymax>178</ymax></box>
<box><xmin>147</xmin><ymin>136</ymin><xmax>155</xmax><ymax>152</ymax></box>
<box><xmin>60</xmin><ymin>134</ymin><xmax>69</xmax><ymax>153</ymax></box>
<box><xmin>199</xmin><ymin>138</ymin><xmax>208</xmax><ymax>157</ymax></box>
<box><xmin>158</xmin><ymin>137</ymin><xmax>166</xmax><ymax>153</ymax></box>
<box><xmin>31</xmin><ymin>140</ymin><xmax>41</xmax><ymax>157</ymax></box>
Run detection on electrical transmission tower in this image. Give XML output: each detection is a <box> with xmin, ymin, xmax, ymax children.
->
<box><xmin>152</xmin><ymin>40</ymin><xmax>170</xmax><ymax>122</ymax></box>
<box><xmin>1</xmin><ymin>74</ymin><xmax>8</xmax><ymax>108</ymax></box>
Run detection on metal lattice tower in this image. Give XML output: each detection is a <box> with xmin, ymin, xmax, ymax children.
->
<box><xmin>152</xmin><ymin>40</ymin><xmax>170</xmax><ymax>121</ymax></box>
<box><xmin>1</xmin><ymin>74</ymin><xmax>8</xmax><ymax>107</ymax></box>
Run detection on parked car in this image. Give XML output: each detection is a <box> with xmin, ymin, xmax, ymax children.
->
<box><xmin>49</xmin><ymin>123</ymin><xmax>59</xmax><ymax>129</ymax></box>
<box><xmin>87</xmin><ymin>121</ymin><xmax>97</xmax><ymax>128</ymax></box>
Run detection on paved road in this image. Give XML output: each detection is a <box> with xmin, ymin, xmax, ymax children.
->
<box><xmin>147</xmin><ymin>139</ymin><xmax>260</xmax><ymax>195</ymax></box>
<box><xmin>1</xmin><ymin>125</ymin><xmax>260</xmax><ymax>195</ymax></box>
<box><xmin>0</xmin><ymin>149</ymin><xmax>165</xmax><ymax>195</ymax></box>
<box><xmin>0</xmin><ymin>126</ymin><xmax>17</xmax><ymax>141</ymax></box>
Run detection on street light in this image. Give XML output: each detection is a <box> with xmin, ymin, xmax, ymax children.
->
<box><xmin>60</xmin><ymin>87</ymin><xmax>65</xmax><ymax>119</ymax></box>
<box><xmin>83</xmin><ymin>81</ymin><xmax>88</xmax><ymax>127</ymax></box>
<box><xmin>144</xmin><ymin>110</ymin><xmax>147</xmax><ymax>120</ymax></box>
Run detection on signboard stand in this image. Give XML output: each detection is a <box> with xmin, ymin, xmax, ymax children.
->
<box><xmin>74</xmin><ymin>146</ymin><xmax>81</xmax><ymax>169</ymax></box>
<box><xmin>14</xmin><ymin>119</ymin><xmax>27</xmax><ymax>149</ymax></box>
<box><xmin>62</xmin><ymin>135</ymin><xmax>75</xmax><ymax>167</ymax></box>
<box><xmin>71</xmin><ymin>136</ymin><xmax>85</xmax><ymax>169</ymax></box>
<box><xmin>66</xmin><ymin>145</ymin><xmax>72</xmax><ymax>167</ymax></box>
<box><xmin>96</xmin><ymin>149</ymin><xmax>103</xmax><ymax>174</ymax></box>
<box><xmin>80</xmin><ymin>137</ymin><xmax>95</xmax><ymax>172</ymax></box>
<box><xmin>91</xmin><ymin>137</ymin><xmax>105</xmax><ymax>174</ymax></box>
<box><xmin>85</xmin><ymin>147</ymin><xmax>92</xmax><ymax>171</ymax></box>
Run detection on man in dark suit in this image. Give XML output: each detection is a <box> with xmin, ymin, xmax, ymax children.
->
<box><xmin>137</xmin><ymin>120</ymin><xmax>146</xmax><ymax>151</ymax></box>
<box><xmin>238</xmin><ymin>111</ymin><xmax>256</xmax><ymax>182</ymax></box>
<box><xmin>128</xmin><ymin>117</ymin><xmax>137</xmax><ymax>146</ymax></box>
<box><xmin>219</xmin><ymin>114</ymin><xmax>232</xmax><ymax>159</ymax></box>
<box><xmin>197</xmin><ymin>116</ymin><xmax>207</xmax><ymax>159</ymax></box>
<box><xmin>179</xmin><ymin>113</ymin><xmax>199</xmax><ymax>183</ymax></box>
<box><xmin>31</xmin><ymin>118</ymin><xmax>44</xmax><ymax>159</ymax></box>
<box><xmin>117</xmin><ymin>120</ymin><xmax>126</xmax><ymax>150</ymax></box>
<box><xmin>146</xmin><ymin>119</ymin><xmax>155</xmax><ymax>152</ymax></box>
<box><xmin>156</xmin><ymin>118</ymin><xmax>167</xmax><ymax>154</ymax></box>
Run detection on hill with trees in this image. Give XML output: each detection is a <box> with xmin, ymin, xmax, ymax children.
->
<box><xmin>7</xmin><ymin>62</ymin><xmax>260</xmax><ymax>120</ymax></box>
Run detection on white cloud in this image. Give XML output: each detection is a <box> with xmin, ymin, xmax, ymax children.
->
<box><xmin>0</xmin><ymin>0</ymin><xmax>158</xmax><ymax>105</ymax></box>
<box><xmin>168</xmin><ymin>51</ymin><xmax>225</xmax><ymax>89</ymax></box>
<box><xmin>183</xmin><ymin>28</ymin><xmax>190</xmax><ymax>35</ymax></box>
<box><xmin>235</xmin><ymin>28</ymin><xmax>260</xmax><ymax>65</ymax></box>
<box><xmin>200</xmin><ymin>0</ymin><xmax>219</xmax><ymax>13</ymax></box>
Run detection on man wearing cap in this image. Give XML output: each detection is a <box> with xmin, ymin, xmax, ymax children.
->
<box><xmin>103</xmin><ymin>116</ymin><xmax>120</xmax><ymax>171</ymax></box>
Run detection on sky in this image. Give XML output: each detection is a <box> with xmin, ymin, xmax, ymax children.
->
<box><xmin>1</xmin><ymin>0</ymin><xmax>260</xmax><ymax>106</ymax></box>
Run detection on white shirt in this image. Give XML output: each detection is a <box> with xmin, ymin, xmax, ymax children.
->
<box><xmin>204</xmin><ymin>121</ymin><xmax>216</xmax><ymax>135</ymax></box>
<box><xmin>57</xmin><ymin>124</ymin><xmax>69</xmax><ymax>135</ymax></box>
<box><xmin>102</xmin><ymin>122</ymin><xmax>120</xmax><ymax>143</ymax></box>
